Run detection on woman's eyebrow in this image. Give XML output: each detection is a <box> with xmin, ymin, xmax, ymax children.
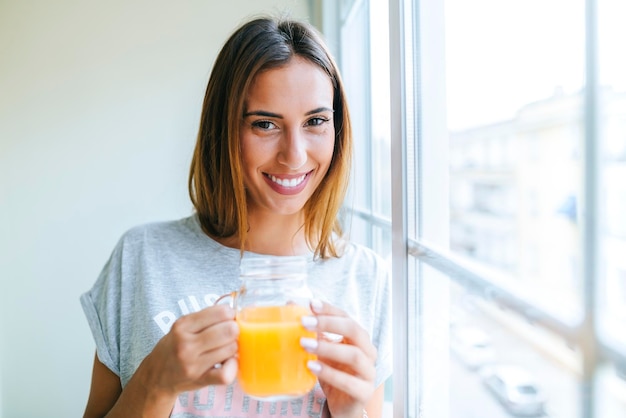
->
<box><xmin>243</xmin><ymin>110</ymin><xmax>282</xmax><ymax>118</ymax></box>
<box><xmin>305</xmin><ymin>107</ymin><xmax>334</xmax><ymax>115</ymax></box>
<box><xmin>243</xmin><ymin>107</ymin><xmax>333</xmax><ymax>118</ymax></box>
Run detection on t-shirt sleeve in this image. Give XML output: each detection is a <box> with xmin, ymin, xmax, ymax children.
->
<box><xmin>80</xmin><ymin>239</ymin><xmax>125</xmax><ymax>377</ymax></box>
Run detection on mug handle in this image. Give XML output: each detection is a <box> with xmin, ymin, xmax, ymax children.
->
<box><xmin>214</xmin><ymin>291</ymin><xmax>237</xmax><ymax>308</ymax></box>
<box><xmin>210</xmin><ymin>291</ymin><xmax>239</xmax><ymax>370</ymax></box>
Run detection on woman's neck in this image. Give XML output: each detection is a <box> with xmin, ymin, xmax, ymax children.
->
<box><xmin>245</xmin><ymin>211</ymin><xmax>311</xmax><ymax>256</ymax></box>
<box><xmin>213</xmin><ymin>210</ymin><xmax>313</xmax><ymax>257</ymax></box>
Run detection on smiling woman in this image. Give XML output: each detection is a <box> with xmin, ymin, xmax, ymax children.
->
<box><xmin>189</xmin><ymin>18</ymin><xmax>353</xmax><ymax>260</ymax></box>
<box><xmin>79</xmin><ymin>15</ymin><xmax>391</xmax><ymax>418</ymax></box>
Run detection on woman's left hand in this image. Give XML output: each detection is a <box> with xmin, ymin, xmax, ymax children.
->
<box><xmin>301</xmin><ymin>299</ymin><xmax>377</xmax><ymax>418</ymax></box>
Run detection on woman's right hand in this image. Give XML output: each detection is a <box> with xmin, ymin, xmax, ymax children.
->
<box><xmin>83</xmin><ymin>305</ymin><xmax>239</xmax><ymax>418</ymax></box>
<box><xmin>144</xmin><ymin>304</ymin><xmax>240</xmax><ymax>397</ymax></box>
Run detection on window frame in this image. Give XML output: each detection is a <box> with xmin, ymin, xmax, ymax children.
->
<box><xmin>319</xmin><ymin>0</ymin><xmax>626</xmax><ymax>416</ymax></box>
<box><xmin>388</xmin><ymin>0</ymin><xmax>625</xmax><ymax>416</ymax></box>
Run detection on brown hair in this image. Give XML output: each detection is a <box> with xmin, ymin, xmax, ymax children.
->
<box><xmin>188</xmin><ymin>17</ymin><xmax>352</xmax><ymax>259</ymax></box>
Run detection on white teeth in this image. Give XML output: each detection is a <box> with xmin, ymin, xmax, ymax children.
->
<box><xmin>269</xmin><ymin>174</ymin><xmax>306</xmax><ymax>188</ymax></box>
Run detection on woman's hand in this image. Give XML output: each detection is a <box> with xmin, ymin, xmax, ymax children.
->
<box><xmin>85</xmin><ymin>305</ymin><xmax>240</xmax><ymax>418</ymax></box>
<box><xmin>141</xmin><ymin>304</ymin><xmax>240</xmax><ymax>397</ymax></box>
<box><xmin>301</xmin><ymin>300</ymin><xmax>377</xmax><ymax>418</ymax></box>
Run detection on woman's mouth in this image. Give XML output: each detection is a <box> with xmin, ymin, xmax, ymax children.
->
<box><xmin>263</xmin><ymin>171</ymin><xmax>312</xmax><ymax>195</ymax></box>
<box><xmin>267</xmin><ymin>173</ymin><xmax>307</xmax><ymax>188</ymax></box>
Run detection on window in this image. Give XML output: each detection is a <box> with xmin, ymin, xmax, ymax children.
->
<box><xmin>326</xmin><ymin>0</ymin><xmax>626</xmax><ymax>416</ymax></box>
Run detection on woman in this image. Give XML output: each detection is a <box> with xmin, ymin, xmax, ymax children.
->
<box><xmin>81</xmin><ymin>17</ymin><xmax>391</xmax><ymax>418</ymax></box>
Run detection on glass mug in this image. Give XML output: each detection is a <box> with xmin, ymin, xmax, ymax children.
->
<box><xmin>216</xmin><ymin>255</ymin><xmax>317</xmax><ymax>401</ymax></box>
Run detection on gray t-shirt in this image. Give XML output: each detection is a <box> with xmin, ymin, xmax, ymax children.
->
<box><xmin>81</xmin><ymin>214</ymin><xmax>392</xmax><ymax>418</ymax></box>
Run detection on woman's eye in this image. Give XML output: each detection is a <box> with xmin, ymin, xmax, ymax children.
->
<box><xmin>306</xmin><ymin>117</ymin><xmax>329</xmax><ymax>127</ymax></box>
<box><xmin>252</xmin><ymin>120</ymin><xmax>276</xmax><ymax>130</ymax></box>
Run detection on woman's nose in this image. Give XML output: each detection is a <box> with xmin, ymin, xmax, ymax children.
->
<box><xmin>277</xmin><ymin>129</ymin><xmax>307</xmax><ymax>170</ymax></box>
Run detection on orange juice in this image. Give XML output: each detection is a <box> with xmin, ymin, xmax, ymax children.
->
<box><xmin>237</xmin><ymin>304</ymin><xmax>317</xmax><ymax>400</ymax></box>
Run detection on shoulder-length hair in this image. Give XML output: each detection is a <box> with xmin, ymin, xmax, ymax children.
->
<box><xmin>188</xmin><ymin>16</ymin><xmax>352</xmax><ymax>259</ymax></box>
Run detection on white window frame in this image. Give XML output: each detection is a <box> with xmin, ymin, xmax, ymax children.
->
<box><xmin>388</xmin><ymin>0</ymin><xmax>623</xmax><ymax>417</ymax></box>
<box><xmin>317</xmin><ymin>0</ymin><xmax>625</xmax><ymax>416</ymax></box>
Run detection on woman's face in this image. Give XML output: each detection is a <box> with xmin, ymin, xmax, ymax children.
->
<box><xmin>240</xmin><ymin>57</ymin><xmax>335</xmax><ymax>218</ymax></box>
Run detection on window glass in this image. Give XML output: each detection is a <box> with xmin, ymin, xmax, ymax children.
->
<box><xmin>334</xmin><ymin>0</ymin><xmax>626</xmax><ymax>416</ymax></box>
<box><xmin>417</xmin><ymin>263</ymin><xmax>450</xmax><ymax>418</ymax></box>
<box><xmin>598</xmin><ymin>0</ymin><xmax>626</xmax><ymax>355</ymax></box>
<box><xmin>341</xmin><ymin>0</ymin><xmax>371</xmax><ymax>212</ymax></box>
<box><xmin>597</xmin><ymin>0</ymin><xmax>626</xmax><ymax>401</ymax></box>
<box><xmin>369</xmin><ymin>0</ymin><xmax>391</xmax><ymax>219</ymax></box>
<box><xmin>336</xmin><ymin>0</ymin><xmax>394</xmax><ymax>411</ymax></box>
<box><xmin>445</xmin><ymin>0</ymin><xmax>586</xmax><ymax>322</ymax></box>
<box><xmin>448</xmin><ymin>280</ymin><xmax>581</xmax><ymax>417</ymax></box>
<box><xmin>595</xmin><ymin>363</ymin><xmax>626</xmax><ymax>417</ymax></box>
<box><xmin>373</xmin><ymin>225</ymin><xmax>392</xmax><ymax>263</ymax></box>
<box><xmin>348</xmin><ymin>213</ymin><xmax>371</xmax><ymax>248</ymax></box>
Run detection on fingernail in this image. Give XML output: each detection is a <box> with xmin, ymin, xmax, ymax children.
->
<box><xmin>307</xmin><ymin>360</ymin><xmax>322</xmax><ymax>375</ymax></box>
<box><xmin>322</xmin><ymin>332</ymin><xmax>344</xmax><ymax>343</ymax></box>
<box><xmin>300</xmin><ymin>337</ymin><xmax>318</xmax><ymax>352</ymax></box>
<box><xmin>301</xmin><ymin>315</ymin><xmax>318</xmax><ymax>329</ymax></box>
<box><xmin>311</xmin><ymin>298</ymin><xmax>324</xmax><ymax>313</ymax></box>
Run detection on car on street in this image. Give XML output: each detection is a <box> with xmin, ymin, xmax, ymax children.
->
<box><xmin>450</xmin><ymin>326</ymin><xmax>495</xmax><ymax>370</ymax></box>
<box><xmin>481</xmin><ymin>365</ymin><xmax>547</xmax><ymax>417</ymax></box>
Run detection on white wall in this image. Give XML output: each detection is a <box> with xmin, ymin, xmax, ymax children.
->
<box><xmin>0</xmin><ymin>1</ymin><xmax>310</xmax><ymax>416</ymax></box>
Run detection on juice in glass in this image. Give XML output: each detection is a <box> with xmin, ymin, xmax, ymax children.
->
<box><xmin>237</xmin><ymin>304</ymin><xmax>317</xmax><ymax>400</ymax></box>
